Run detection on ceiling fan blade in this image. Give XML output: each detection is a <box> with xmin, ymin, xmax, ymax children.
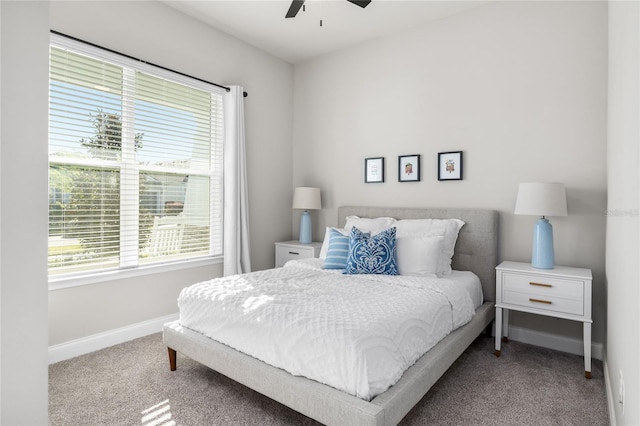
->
<box><xmin>285</xmin><ymin>0</ymin><xmax>305</xmax><ymax>18</ymax></box>
<box><xmin>346</xmin><ymin>0</ymin><xmax>371</xmax><ymax>8</ymax></box>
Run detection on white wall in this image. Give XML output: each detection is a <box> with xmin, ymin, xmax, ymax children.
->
<box><xmin>606</xmin><ymin>1</ymin><xmax>639</xmax><ymax>424</ymax></box>
<box><xmin>0</xmin><ymin>2</ymin><xmax>49</xmax><ymax>423</ymax></box>
<box><xmin>45</xmin><ymin>0</ymin><xmax>294</xmax><ymax>344</ymax></box>
<box><xmin>293</xmin><ymin>1</ymin><xmax>608</xmax><ymax>345</ymax></box>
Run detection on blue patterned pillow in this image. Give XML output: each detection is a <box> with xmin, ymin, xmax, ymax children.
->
<box><xmin>323</xmin><ymin>228</ymin><xmax>350</xmax><ymax>269</ymax></box>
<box><xmin>344</xmin><ymin>226</ymin><xmax>399</xmax><ymax>275</ymax></box>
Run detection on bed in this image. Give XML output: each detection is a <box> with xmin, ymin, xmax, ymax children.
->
<box><xmin>163</xmin><ymin>206</ymin><xmax>499</xmax><ymax>425</ymax></box>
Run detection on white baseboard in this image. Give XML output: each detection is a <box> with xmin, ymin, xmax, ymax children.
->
<box><xmin>48</xmin><ymin>313</ymin><xmax>179</xmax><ymax>364</ymax></box>
<box><xmin>49</xmin><ymin>317</ymin><xmax>604</xmax><ymax>366</ymax></box>
<box><xmin>505</xmin><ymin>325</ymin><xmax>603</xmax><ymax>361</ymax></box>
<box><xmin>603</xmin><ymin>351</ymin><xmax>618</xmax><ymax>426</ymax></box>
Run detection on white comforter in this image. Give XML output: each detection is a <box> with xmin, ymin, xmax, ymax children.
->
<box><xmin>178</xmin><ymin>259</ymin><xmax>475</xmax><ymax>400</ymax></box>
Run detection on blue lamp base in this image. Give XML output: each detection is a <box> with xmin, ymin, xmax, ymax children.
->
<box><xmin>299</xmin><ymin>211</ymin><xmax>312</xmax><ymax>244</ymax></box>
<box><xmin>531</xmin><ymin>217</ymin><xmax>555</xmax><ymax>269</ymax></box>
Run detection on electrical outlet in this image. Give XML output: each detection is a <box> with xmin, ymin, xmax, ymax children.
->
<box><xmin>618</xmin><ymin>370</ymin><xmax>625</xmax><ymax>415</ymax></box>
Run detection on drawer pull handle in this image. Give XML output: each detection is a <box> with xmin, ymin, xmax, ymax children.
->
<box><xmin>529</xmin><ymin>298</ymin><xmax>552</xmax><ymax>305</ymax></box>
<box><xmin>288</xmin><ymin>251</ymin><xmax>300</xmax><ymax>255</ymax></box>
<box><xmin>529</xmin><ymin>282</ymin><xmax>552</xmax><ymax>288</ymax></box>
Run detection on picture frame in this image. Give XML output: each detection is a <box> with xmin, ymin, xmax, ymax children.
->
<box><xmin>438</xmin><ymin>151</ymin><xmax>463</xmax><ymax>181</ymax></box>
<box><xmin>365</xmin><ymin>157</ymin><xmax>385</xmax><ymax>183</ymax></box>
<box><xmin>398</xmin><ymin>154</ymin><xmax>420</xmax><ymax>182</ymax></box>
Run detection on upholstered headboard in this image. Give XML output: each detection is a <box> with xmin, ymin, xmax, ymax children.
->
<box><xmin>337</xmin><ymin>206</ymin><xmax>499</xmax><ymax>303</ymax></box>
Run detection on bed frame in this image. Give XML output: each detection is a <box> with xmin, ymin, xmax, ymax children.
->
<box><xmin>163</xmin><ymin>206</ymin><xmax>499</xmax><ymax>426</ymax></box>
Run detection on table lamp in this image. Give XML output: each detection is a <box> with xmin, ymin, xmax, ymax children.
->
<box><xmin>514</xmin><ymin>182</ymin><xmax>567</xmax><ymax>269</ymax></box>
<box><xmin>292</xmin><ymin>187</ymin><xmax>321</xmax><ymax>244</ymax></box>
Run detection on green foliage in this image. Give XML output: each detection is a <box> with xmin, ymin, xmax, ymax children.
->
<box><xmin>49</xmin><ymin>110</ymin><xmax>152</xmax><ymax>271</ymax></box>
<box><xmin>79</xmin><ymin>109</ymin><xmax>143</xmax><ymax>156</ymax></box>
<box><xmin>49</xmin><ymin>165</ymin><xmax>120</xmax><ymax>254</ymax></box>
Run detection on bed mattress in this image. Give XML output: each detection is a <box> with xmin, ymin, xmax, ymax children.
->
<box><xmin>177</xmin><ymin>259</ymin><xmax>478</xmax><ymax>400</ymax></box>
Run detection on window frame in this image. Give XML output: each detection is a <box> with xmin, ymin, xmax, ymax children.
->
<box><xmin>48</xmin><ymin>34</ymin><xmax>225</xmax><ymax>288</ymax></box>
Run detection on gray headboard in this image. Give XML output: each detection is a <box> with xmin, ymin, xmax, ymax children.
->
<box><xmin>338</xmin><ymin>206</ymin><xmax>499</xmax><ymax>303</ymax></box>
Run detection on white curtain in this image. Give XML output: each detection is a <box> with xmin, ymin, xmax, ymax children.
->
<box><xmin>223</xmin><ymin>86</ymin><xmax>251</xmax><ymax>275</ymax></box>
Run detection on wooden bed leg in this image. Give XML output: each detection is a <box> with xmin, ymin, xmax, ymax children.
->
<box><xmin>168</xmin><ymin>347</ymin><xmax>177</xmax><ymax>371</ymax></box>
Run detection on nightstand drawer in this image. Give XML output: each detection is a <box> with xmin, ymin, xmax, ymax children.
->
<box><xmin>276</xmin><ymin>247</ymin><xmax>311</xmax><ymax>265</ymax></box>
<box><xmin>503</xmin><ymin>273</ymin><xmax>584</xmax><ymax>301</ymax></box>
<box><xmin>274</xmin><ymin>241</ymin><xmax>322</xmax><ymax>267</ymax></box>
<box><xmin>502</xmin><ymin>289</ymin><xmax>584</xmax><ymax>316</ymax></box>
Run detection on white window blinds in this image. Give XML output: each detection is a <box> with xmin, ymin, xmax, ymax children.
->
<box><xmin>49</xmin><ymin>34</ymin><xmax>224</xmax><ymax>277</ymax></box>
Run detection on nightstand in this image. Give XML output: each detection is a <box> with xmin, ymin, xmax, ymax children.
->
<box><xmin>274</xmin><ymin>240</ymin><xmax>322</xmax><ymax>267</ymax></box>
<box><xmin>494</xmin><ymin>261</ymin><xmax>593</xmax><ymax>379</ymax></box>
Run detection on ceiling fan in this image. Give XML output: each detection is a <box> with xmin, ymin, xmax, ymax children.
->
<box><xmin>285</xmin><ymin>0</ymin><xmax>371</xmax><ymax>19</ymax></box>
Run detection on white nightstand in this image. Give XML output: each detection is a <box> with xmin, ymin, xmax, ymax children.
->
<box><xmin>274</xmin><ymin>240</ymin><xmax>322</xmax><ymax>267</ymax></box>
<box><xmin>494</xmin><ymin>260</ymin><xmax>593</xmax><ymax>379</ymax></box>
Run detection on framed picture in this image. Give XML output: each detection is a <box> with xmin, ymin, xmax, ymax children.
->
<box><xmin>365</xmin><ymin>157</ymin><xmax>385</xmax><ymax>183</ymax></box>
<box><xmin>398</xmin><ymin>154</ymin><xmax>420</xmax><ymax>182</ymax></box>
<box><xmin>438</xmin><ymin>151</ymin><xmax>463</xmax><ymax>181</ymax></box>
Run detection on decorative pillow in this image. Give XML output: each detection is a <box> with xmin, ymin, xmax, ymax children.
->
<box><xmin>344</xmin><ymin>216</ymin><xmax>397</xmax><ymax>235</ymax></box>
<box><xmin>395</xmin><ymin>218</ymin><xmax>465</xmax><ymax>275</ymax></box>
<box><xmin>319</xmin><ymin>227</ymin><xmax>347</xmax><ymax>259</ymax></box>
<box><xmin>322</xmin><ymin>228</ymin><xmax>350</xmax><ymax>269</ymax></box>
<box><xmin>344</xmin><ymin>227</ymin><xmax>399</xmax><ymax>275</ymax></box>
<box><xmin>321</xmin><ymin>217</ymin><xmax>397</xmax><ymax>258</ymax></box>
<box><xmin>396</xmin><ymin>235</ymin><xmax>444</xmax><ymax>276</ymax></box>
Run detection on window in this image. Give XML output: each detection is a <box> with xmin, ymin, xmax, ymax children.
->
<box><xmin>49</xmin><ymin>34</ymin><xmax>224</xmax><ymax>279</ymax></box>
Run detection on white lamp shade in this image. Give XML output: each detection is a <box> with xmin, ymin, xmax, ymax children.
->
<box><xmin>292</xmin><ymin>187</ymin><xmax>321</xmax><ymax>210</ymax></box>
<box><xmin>514</xmin><ymin>183</ymin><xmax>567</xmax><ymax>217</ymax></box>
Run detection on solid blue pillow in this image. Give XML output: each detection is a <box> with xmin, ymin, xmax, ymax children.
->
<box><xmin>344</xmin><ymin>226</ymin><xmax>399</xmax><ymax>275</ymax></box>
<box><xmin>323</xmin><ymin>228</ymin><xmax>350</xmax><ymax>270</ymax></box>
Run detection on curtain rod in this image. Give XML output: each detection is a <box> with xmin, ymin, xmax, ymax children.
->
<box><xmin>50</xmin><ymin>30</ymin><xmax>248</xmax><ymax>98</ymax></box>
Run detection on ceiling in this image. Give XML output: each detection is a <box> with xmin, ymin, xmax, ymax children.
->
<box><xmin>162</xmin><ymin>0</ymin><xmax>490</xmax><ymax>64</ymax></box>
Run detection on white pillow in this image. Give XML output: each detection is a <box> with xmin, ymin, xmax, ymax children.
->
<box><xmin>397</xmin><ymin>235</ymin><xmax>444</xmax><ymax>276</ymax></box>
<box><xmin>439</xmin><ymin>219</ymin><xmax>465</xmax><ymax>275</ymax></box>
<box><xmin>395</xmin><ymin>218</ymin><xmax>447</xmax><ymax>237</ymax></box>
<box><xmin>344</xmin><ymin>216</ymin><xmax>397</xmax><ymax>235</ymax></box>
<box><xmin>395</xmin><ymin>218</ymin><xmax>465</xmax><ymax>275</ymax></box>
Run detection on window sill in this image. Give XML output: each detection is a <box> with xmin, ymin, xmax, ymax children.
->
<box><xmin>48</xmin><ymin>256</ymin><xmax>223</xmax><ymax>290</ymax></box>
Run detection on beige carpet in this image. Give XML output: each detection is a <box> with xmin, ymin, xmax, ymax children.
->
<box><xmin>49</xmin><ymin>333</ymin><xmax>609</xmax><ymax>425</ymax></box>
